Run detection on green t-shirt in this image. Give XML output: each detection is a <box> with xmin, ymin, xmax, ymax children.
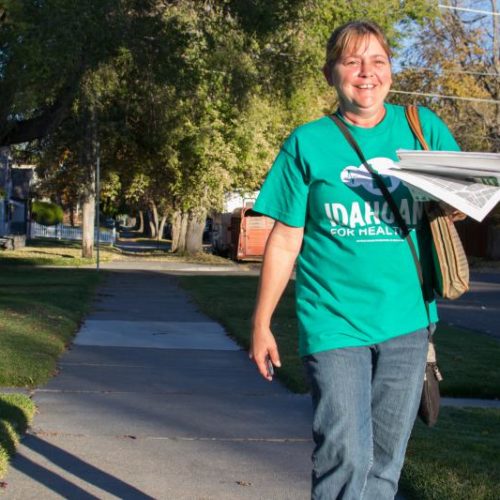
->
<box><xmin>254</xmin><ymin>103</ymin><xmax>460</xmax><ymax>356</ymax></box>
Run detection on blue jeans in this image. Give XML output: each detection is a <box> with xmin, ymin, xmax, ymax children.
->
<box><xmin>303</xmin><ymin>328</ymin><xmax>429</xmax><ymax>500</ymax></box>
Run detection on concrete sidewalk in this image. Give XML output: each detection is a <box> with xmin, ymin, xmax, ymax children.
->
<box><xmin>3</xmin><ymin>265</ymin><xmax>499</xmax><ymax>499</ymax></box>
<box><xmin>4</xmin><ymin>270</ymin><xmax>313</xmax><ymax>499</ymax></box>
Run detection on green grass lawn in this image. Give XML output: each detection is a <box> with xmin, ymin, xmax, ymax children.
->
<box><xmin>0</xmin><ymin>238</ymin><xmax>118</xmax><ymax>267</ymax></box>
<box><xmin>0</xmin><ymin>264</ymin><xmax>102</xmax><ymax>386</ymax></box>
<box><xmin>0</xmin><ymin>393</ymin><xmax>36</xmax><ymax>479</ymax></box>
<box><xmin>401</xmin><ymin>408</ymin><xmax>500</xmax><ymax>500</ymax></box>
<box><xmin>179</xmin><ymin>275</ymin><xmax>500</xmax><ymax>499</ymax></box>
<box><xmin>2</xmin><ymin>238</ymin><xmax>232</xmax><ymax>266</ymax></box>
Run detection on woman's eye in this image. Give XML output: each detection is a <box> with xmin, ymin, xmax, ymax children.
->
<box><xmin>345</xmin><ymin>60</ymin><xmax>359</xmax><ymax>66</ymax></box>
<box><xmin>375</xmin><ymin>59</ymin><xmax>387</xmax><ymax>66</ymax></box>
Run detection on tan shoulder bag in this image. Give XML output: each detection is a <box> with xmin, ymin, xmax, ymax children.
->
<box><xmin>405</xmin><ymin>105</ymin><xmax>469</xmax><ymax>300</ymax></box>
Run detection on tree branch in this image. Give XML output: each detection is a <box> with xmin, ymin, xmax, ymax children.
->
<box><xmin>0</xmin><ymin>68</ymin><xmax>85</xmax><ymax>147</ymax></box>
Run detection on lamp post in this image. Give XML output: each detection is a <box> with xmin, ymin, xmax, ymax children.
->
<box><xmin>95</xmin><ymin>144</ymin><xmax>100</xmax><ymax>271</ymax></box>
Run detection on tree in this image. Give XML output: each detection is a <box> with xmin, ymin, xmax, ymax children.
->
<box><xmin>393</xmin><ymin>0</ymin><xmax>499</xmax><ymax>152</ymax></box>
<box><xmin>29</xmin><ymin>3</ymin><xmax>172</xmax><ymax>255</ymax></box>
<box><xmin>24</xmin><ymin>0</ymin><xmax>440</xmax><ymax>256</ymax></box>
<box><xmin>133</xmin><ymin>0</ymin><xmax>435</xmax><ymax>253</ymax></box>
<box><xmin>35</xmin><ymin>101</ymin><xmax>98</xmax><ymax>257</ymax></box>
<box><xmin>103</xmin><ymin>1</ymin><xmax>260</xmax><ymax>253</ymax></box>
<box><xmin>0</xmin><ymin>0</ymin><xmax>156</xmax><ymax>146</ymax></box>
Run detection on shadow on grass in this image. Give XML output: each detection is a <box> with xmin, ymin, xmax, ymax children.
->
<box><xmin>0</xmin><ymin>257</ymin><xmax>64</xmax><ymax>267</ymax></box>
<box><xmin>26</xmin><ymin>238</ymin><xmax>82</xmax><ymax>249</ymax></box>
<box><xmin>12</xmin><ymin>435</ymin><xmax>154</xmax><ymax>499</ymax></box>
<box><xmin>0</xmin><ymin>399</ymin><xmax>28</xmax><ymax>458</ymax></box>
<box><xmin>21</xmin><ymin>250</ymin><xmax>78</xmax><ymax>259</ymax></box>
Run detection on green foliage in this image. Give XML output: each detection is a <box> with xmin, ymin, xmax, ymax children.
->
<box><xmin>31</xmin><ymin>200</ymin><xmax>63</xmax><ymax>226</ymax></box>
<box><xmin>18</xmin><ymin>0</ymin><xmax>443</xmax><ymax>246</ymax></box>
<box><xmin>100</xmin><ymin>171</ymin><xmax>121</xmax><ymax>216</ymax></box>
<box><xmin>0</xmin><ymin>0</ymin><xmax>134</xmax><ymax>145</ymax></box>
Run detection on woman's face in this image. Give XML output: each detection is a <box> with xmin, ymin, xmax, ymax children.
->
<box><xmin>326</xmin><ymin>34</ymin><xmax>392</xmax><ymax>121</ymax></box>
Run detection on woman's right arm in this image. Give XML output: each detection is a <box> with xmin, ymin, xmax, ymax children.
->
<box><xmin>250</xmin><ymin>221</ymin><xmax>304</xmax><ymax>381</ymax></box>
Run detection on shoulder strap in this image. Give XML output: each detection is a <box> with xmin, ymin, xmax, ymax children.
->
<box><xmin>405</xmin><ymin>105</ymin><xmax>429</xmax><ymax>150</ymax></box>
<box><xmin>328</xmin><ymin>113</ymin><xmax>425</xmax><ymax>289</ymax></box>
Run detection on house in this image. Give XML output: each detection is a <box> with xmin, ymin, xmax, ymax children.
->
<box><xmin>0</xmin><ymin>147</ymin><xmax>34</xmax><ymax>248</ymax></box>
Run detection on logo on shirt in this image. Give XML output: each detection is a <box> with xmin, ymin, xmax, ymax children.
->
<box><xmin>326</xmin><ymin>157</ymin><xmax>422</xmax><ymax>242</ymax></box>
<box><xmin>340</xmin><ymin>157</ymin><xmax>401</xmax><ymax>195</ymax></box>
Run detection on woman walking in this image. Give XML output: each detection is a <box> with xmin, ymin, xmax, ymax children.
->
<box><xmin>250</xmin><ymin>20</ymin><xmax>460</xmax><ymax>499</ymax></box>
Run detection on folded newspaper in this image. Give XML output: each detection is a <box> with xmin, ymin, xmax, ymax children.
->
<box><xmin>388</xmin><ymin>150</ymin><xmax>500</xmax><ymax>222</ymax></box>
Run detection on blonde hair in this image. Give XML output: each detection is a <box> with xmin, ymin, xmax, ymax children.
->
<box><xmin>325</xmin><ymin>20</ymin><xmax>391</xmax><ymax>67</ymax></box>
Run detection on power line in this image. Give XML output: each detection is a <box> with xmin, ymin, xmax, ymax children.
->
<box><xmin>455</xmin><ymin>135</ymin><xmax>500</xmax><ymax>142</ymax></box>
<box><xmin>395</xmin><ymin>67</ymin><xmax>499</xmax><ymax>78</ymax></box>
<box><xmin>438</xmin><ymin>3</ymin><xmax>500</xmax><ymax>16</ymax></box>
<box><xmin>390</xmin><ymin>89</ymin><xmax>500</xmax><ymax>104</ymax></box>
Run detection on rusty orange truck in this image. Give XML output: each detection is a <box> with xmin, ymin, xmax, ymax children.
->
<box><xmin>211</xmin><ymin>203</ymin><xmax>274</xmax><ymax>261</ymax></box>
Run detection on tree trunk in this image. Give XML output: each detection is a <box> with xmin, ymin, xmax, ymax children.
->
<box><xmin>148</xmin><ymin>219</ymin><xmax>156</xmax><ymax>238</ymax></box>
<box><xmin>142</xmin><ymin>210</ymin><xmax>152</xmax><ymax>237</ymax></box>
<box><xmin>171</xmin><ymin>210</ymin><xmax>189</xmax><ymax>253</ymax></box>
<box><xmin>149</xmin><ymin>202</ymin><xmax>159</xmax><ymax>239</ymax></box>
<box><xmin>81</xmin><ymin>193</ymin><xmax>95</xmax><ymax>258</ymax></box>
<box><xmin>185</xmin><ymin>208</ymin><xmax>207</xmax><ymax>254</ymax></box>
<box><xmin>171</xmin><ymin>211</ymin><xmax>181</xmax><ymax>251</ymax></box>
<box><xmin>137</xmin><ymin>210</ymin><xmax>144</xmax><ymax>233</ymax></box>
<box><xmin>158</xmin><ymin>214</ymin><xmax>167</xmax><ymax>241</ymax></box>
<box><xmin>81</xmin><ymin>98</ymin><xmax>97</xmax><ymax>259</ymax></box>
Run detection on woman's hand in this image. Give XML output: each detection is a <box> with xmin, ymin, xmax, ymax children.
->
<box><xmin>250</xmin><ymin>325</ymin><xmax>281</xmax><ymax>381</ymax></box>
<box><xmin>249</xmin><ymin>221</ymin><xmax>303</xmax><ymax>382</ymax></box>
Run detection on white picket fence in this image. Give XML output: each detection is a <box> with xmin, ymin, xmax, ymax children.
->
<box><xmin>30</xmin><ymin>222</ymin><xmax>116</xmax><ymax>244</ymax></box>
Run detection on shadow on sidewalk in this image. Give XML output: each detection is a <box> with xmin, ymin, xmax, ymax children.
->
<box><xmin>12</xmin><ymin>434</ymin><xmax>154</xmax><ymax>499</ymax></box>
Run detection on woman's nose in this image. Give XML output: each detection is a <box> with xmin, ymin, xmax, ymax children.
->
<box><xmin>359</xmin><ymin>61</ymin><xmax>374</xmax><ymax>76</ymax></box>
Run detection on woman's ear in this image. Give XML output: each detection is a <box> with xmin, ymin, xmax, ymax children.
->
<box><xmin>323</xmin><ymin>63</ymin><xmax>334</xmax><ymax>87</ymax></box>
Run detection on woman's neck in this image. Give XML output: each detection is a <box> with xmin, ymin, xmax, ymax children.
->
<box><xmin>338</xmin><ymin>106</ymin><xmax>386</xmax><ymax>128</ymax></box>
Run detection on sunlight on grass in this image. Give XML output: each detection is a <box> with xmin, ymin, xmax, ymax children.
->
<box><xmin>0</xmin><ymin>238</ymin><xmax>234</xmax><ymax>266</ymax></box>
<box><xmin>0</xmin><ymin>239</ymin><xmax>119</xmax><ymax>266</ymax></box>
<box><xmin>0</xmin><ymin>266</ymin><xmax>102</xmax><ymax>386</ymax></box>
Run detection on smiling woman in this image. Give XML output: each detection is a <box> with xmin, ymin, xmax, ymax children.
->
<box><xmin>323</xmin><ymin>20</ymin><xmax>393</xmax><ymax>127</ymax></box>
<box><xmin>250</xmin><ymin>19</ymin><xmax>462</xmax><ymax>500</ymax></box>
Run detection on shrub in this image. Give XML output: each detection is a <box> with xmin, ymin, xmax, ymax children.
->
<box><xmin>31</xmin><ymin>201</ymin><xmax>64</xmax><ymax>226</ymax></box>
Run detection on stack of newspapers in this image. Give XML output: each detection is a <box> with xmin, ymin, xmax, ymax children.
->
<box><xmin>390</xmin><ymin>150</ymin><xmax>500</xmax><ymax>222</ymax></box>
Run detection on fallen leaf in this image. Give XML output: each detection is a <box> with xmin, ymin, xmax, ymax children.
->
<box><xmin>236</xmin><ymin>480</ymin><xmax>252</xmax><ymax>487</ymax></box>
